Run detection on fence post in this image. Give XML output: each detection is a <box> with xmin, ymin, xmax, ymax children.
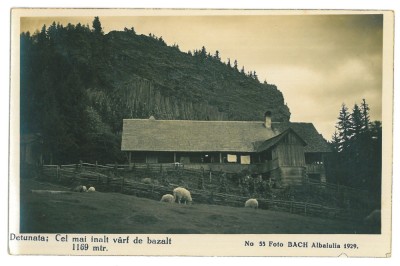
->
<box><xmin>95</xmin><ymin>161</ymin><xmax>99</xmax><ymax>184</ymax></box>
<box><xmin>121</xmin><ymin>177</ymin><xmax>125</xmax><ymax>193</ymax></box>
<box><xmin>304</xmin><ymin>202</ymin><xmax>308</xmax><ymax>216</ymax></box>
<box><xmin>56</xmin><ymin>165</ymin><xmax>60</xmax><ymax>181</ymax></box>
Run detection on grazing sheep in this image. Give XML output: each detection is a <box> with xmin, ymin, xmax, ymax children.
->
<box><xmin>160</xmin><ymin>194</ymin><xmax>175</xmax><ymax>203</ymax></box>
<box><xmin>173</xmin><ymin>187</ymin><xmax>192</xmax><ymax>204</ymax></box>
<box><xmin>245</xmin><ymin>198</ymin><xmax>258</xmax><ymax>209</ymax></box>
<box><xmin>87</xmin><ymin>186</ymin><xmax>96</xmax><ymax>192</ymax></box>
<box><xmin>72</xmin><ymin>185</ymin><xmax>86</xmax><ymax>193</ymax></box>
<box><xmin>141</xmin><ymin>178</ymin><xmax>152</xmax><ymax>184</ymax></box>
<box><xmin>364</xmin><ymin>209</ymin><xmax>381</xmax><ymax>227</ymax></box>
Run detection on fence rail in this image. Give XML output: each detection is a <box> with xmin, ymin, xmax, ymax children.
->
<box><xmin>39</xmin><ymin>162</ymin><xmax>368</xmax><ymax>220</ymax></box>
<box><xmin>305</xmin><ymin>178</ymin><xmax>368</xmax><ymax>194</ymax></box>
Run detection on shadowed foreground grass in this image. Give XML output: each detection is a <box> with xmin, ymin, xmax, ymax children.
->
<box><xmin>20</xmin><ymin>179</ymin><xmax>370</xmax><ymax>234</ymax></box>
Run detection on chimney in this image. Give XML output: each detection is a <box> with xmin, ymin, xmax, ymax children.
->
<box><xmin>264</xmin><ymin>111</ymin><xmax>272</xmax><ymax>129</ymax></box>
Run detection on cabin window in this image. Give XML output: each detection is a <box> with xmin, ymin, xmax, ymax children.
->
<box><xmin>227</xmin><ymin>154</ymin><xmax>237</xmax><ymax>163</ymax></box>
<box><xmin>240</xmin><ymin>155</ymin><xmax>251</xmax><ymax>165</ymax></box>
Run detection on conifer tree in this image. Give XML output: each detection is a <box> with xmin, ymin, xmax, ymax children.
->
<box><xmin>336</xmin><ymin>104</ymin><xmax>351</xmax><ymax>151</ymax></box>
<box><xmin>350</xmin><ymin>104</ymin><xmax>363</xmax><ymax>140</ymax></box>
<box><xmin>253</xmin><ymin>71</ymin><xmax>258</xmax><ymax>81</ymax></box>
<box><xmin>328</xmin><ymin>100</ymin><xmax>382</xmax><ymax>194</ymax></box>
<box><xmin>331</xmin><ymin>130</ymin><xmax>341</xmax><ymax>152</ymax></box>
<box><xmin>92</xmin><ymin>16</ymin><xmax>103</xmax><ymax>35</ymax></box>
<box><xmin>200</xmin><ymin>46</ymin><xmax>207</xmax><ymax>58</ymax></box>
<box><xmin>360</xmin><ymin>98</ymin><xmax>370</xmax><ymax>132</ymax></box>
<box><xmin>214</xmin><ymin>50</ymin><xmax>220</xmax><ymax>60</ymax></box>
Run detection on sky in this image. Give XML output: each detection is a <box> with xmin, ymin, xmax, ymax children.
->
<box><xmin>20</xmin><ymin>13</ymin><xmax>384</xmax><ymax>140</ymax></box>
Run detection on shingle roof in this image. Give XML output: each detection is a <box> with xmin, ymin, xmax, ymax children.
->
<box><xmin>256</xmin><ymin>128</ymin><xmax>307</xmax><ymax>152</ymax></box>
<box><xmin>272</xmin><ymin>122</ymin><xmax>332</xmax><ymax>153</ymax></box>
<box><xmin>121</xmin><ymin>119</ymin><xmax>331</xmax><ymax>153</ymax></box>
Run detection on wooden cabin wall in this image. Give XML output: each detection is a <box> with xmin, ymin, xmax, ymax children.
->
<box><xmin>274</xmin><ymin>133</ymin><xmax>306</xmax><ymax>167</ymax></box>
<box><xmin>279</xmin><ymin>166</ymin><xmax>306</xmax><ymax>185</ymax></box>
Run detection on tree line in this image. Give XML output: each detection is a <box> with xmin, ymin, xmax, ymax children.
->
<box><xmin>327</xmin><ymin>99</ymin><xmax>382</xmax><ymax>204</ymax></box>
<box><xmin>188</xmin><ymin>46</ymin><xmax>262</xmax><ymax>82</ymax></box>
<box><xmin>20</xmin><ymin>17</ymin><xmax>277</xmax><ymax>165</ymax></box>
<box><xmin>20</xmin><ymin>17</ymin><xmax>124</xmax><ymax>164</ymax></box>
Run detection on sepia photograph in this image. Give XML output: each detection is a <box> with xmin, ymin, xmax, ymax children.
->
<box><xmin>9</xmin><ymin>8</ymin><xmax>394</xmax><ymax>257</ymax></box>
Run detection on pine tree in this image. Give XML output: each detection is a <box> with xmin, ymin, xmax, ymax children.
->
<box><xmin>331</xmin><ymin>130</ymin><xmax>341</xmax><ymax>152</ymax></box>
<box><xmin>214</xmin><ymin>50</ymin><xmax>220</xmax><ymax>60</ymax></box>
<box><xmin>350</xmin><ymin>104</ymin><xmax>363</xmax><ymax>140</ymax></box>
<box><xmin>336</xmin><ymin>104</ymin><xmax>351</xmax><ymax>151</ymax></box>
<box><xmin>360</xmin><ymin>98</ymin><xmax>370</xmax><ymax>132</ymax></box>
<box><xmin>200</xmin><ymin>46</ymin><xmax>207</xmax><ymax>58</ymax></box>
<box><xmin>253</xmin><ymin>71</ymin><xmax>258</xmax><ymax>81</ymax></box>
<box><xmin>158</xmin><ymin>36</ymin><xmax>166</xmax><ymax>45</ymax></box>
<box><xmin>92</xmin><ymin>16</ymin><xmax>103</xmax><ymax>35</ymax></box>
<box><xmin>234</xmin><ymin>60</ymin><xmax>238</xmax><ymax>70</ymax></box>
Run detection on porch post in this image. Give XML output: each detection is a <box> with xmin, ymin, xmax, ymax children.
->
<box><xmin>128</xmin><ymin>152</ymin><xmax>132</xmax><ymax>165</ymax></box>
<box><xmin>174</xmin><ymin>152</ymin><xmax>177</xmax><ymax>163</ymax></box>
<box><xmin>219</xmin><ymin>152</ymin><xmax>222</xmax><ymax>163</ymax></box>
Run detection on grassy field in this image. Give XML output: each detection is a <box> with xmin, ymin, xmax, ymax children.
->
<box><xmin>19</xmin><ymin>178</ymin><xmax>371</xmax><ymax>234</ymax></box>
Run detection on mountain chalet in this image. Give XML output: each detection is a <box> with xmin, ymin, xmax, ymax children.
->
<box><xmin>121</xmin><ymin>112</ymin><xmax>331</xmax><ymax>186</ymax></box>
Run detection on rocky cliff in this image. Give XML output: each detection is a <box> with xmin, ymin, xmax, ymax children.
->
<box><xmin>20</xmin><ymin>20</ymin><xmax>291</xmax><ymax>162</ymax></box>
<box><xmin>100</xmin><ymin>30</ymin><xmax>291</xmax><ymax>124</ymax></box>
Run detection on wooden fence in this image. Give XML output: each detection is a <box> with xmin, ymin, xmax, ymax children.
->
<box><xmin>39</xmin><ymin>162</ymin><xmax>367</xmax><ymax>221</ymax></box>
<box><xmin>305</xmin><ymin>178</ymin><xmax>369</xmax><ymax>195</ymax></box>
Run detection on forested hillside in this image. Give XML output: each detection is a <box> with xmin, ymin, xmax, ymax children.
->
<box><xmin>20</xmin><ymin>17</ymin><xmax>290</xmax><ymax>164</ymax></box>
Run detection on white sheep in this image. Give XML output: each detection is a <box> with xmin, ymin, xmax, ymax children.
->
<box><xmin>173</xmin><ymin>187</ymin><xmax>192</xmax><ymax>204</ymax></box>
<box><xmin>364</xmin><ymin>209</ymin><xmax>381</xmax><ymax>227</ymax></box>
<box><xmin>87</xmin><ymin>186</ymin><xmax>96</xmax><ymax>192</ymax></box>
<box><xmin>245</xmin><ymin>198</ymin><xmax>258</xmax><ymax>209</ymax></box>
<box><xmin>141</xmin><ymin>178</ymin><xmax>152</xmax><ymax>184</ymax></box>
<box><xmin>160</xmin><ymin>194</ymin><xmax>175</xmax><ymax>203</ymax></box>
<box><xmin>72</xmin><ymin>185</ymin><xmax>86</xmax><ymax>193</ymax></box>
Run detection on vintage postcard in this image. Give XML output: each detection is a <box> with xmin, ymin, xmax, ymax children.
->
<box><xmin>9</xmin><ymin>8</ymin><xmax>394</xmax><ymax>257</ymax></box>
